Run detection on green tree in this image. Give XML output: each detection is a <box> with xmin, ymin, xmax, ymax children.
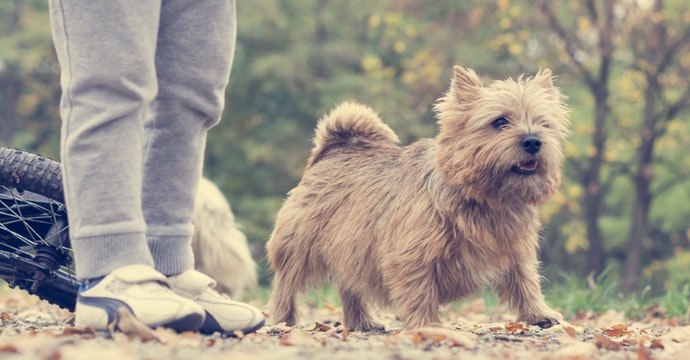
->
<box><xmin>0</xmin><ymin>0</ymin><xmax>61</xmax><ymax>154</ymax></box>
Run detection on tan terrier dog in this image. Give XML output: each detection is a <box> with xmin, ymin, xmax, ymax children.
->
<box><xmin>266</xmin><ymin>66</ymin><xmax>570</xmax><ymax>330</ymax></box>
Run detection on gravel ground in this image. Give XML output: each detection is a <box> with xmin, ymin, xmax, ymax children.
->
<box><xmin>0</xmin><ymin>285</ymin><xmax>688</xmax><ymax>360</ymax></box>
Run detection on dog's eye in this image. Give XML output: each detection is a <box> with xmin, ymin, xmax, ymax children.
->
<box><xmin>492</xmin><ymin>117</ymin><xmax>509</xmax><ymax>130</ymax></box>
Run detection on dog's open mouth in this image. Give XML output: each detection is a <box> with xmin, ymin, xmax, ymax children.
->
<box><xmin>511</xmin><ymin>160</ymin><xmax>538</xmax><ymax>175</ymax></box>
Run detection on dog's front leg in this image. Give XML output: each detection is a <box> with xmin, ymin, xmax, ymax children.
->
<box><xmin>494</xmin><ymin>259</ymin><xmax>563</xmax><ymax>329</ymax></box>
<box><xmin>386</xmin><ymin>263</ymin><xmax>441</xmax><ymax>329</ymax></box>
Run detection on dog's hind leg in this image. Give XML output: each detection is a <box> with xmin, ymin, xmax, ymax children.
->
<box><xmin>268</xmin><ymin>272</ymin><xmax>300</xmax><ymax>326</ymax></box>
<box><xmin>339</xmin><ymin>288</ymin><xmax>385</xmax><ymax>331</ymax></box>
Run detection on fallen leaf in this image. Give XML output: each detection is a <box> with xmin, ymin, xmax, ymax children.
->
<box><xmin>637</xmin><ymin>345</ymin><xmax>654</xmax><ymax>360</ymax></box>
<box><xmin>325</xmin><ymin>304</ymin><xmax>336</xmax><ymax>312</ymax></box>
<box><xmin>405</xmin><ymin>327</ymin><xmax>477</xmax><ymax>348</ymax></box>
<box><xmin>553</xmin><ymin>342</ymin><xmax>598</xmax><ymax>358</ymax></box>
<box><xmin>505</xmin><ymin>322</ymin><xmax>529</xmax><ymax>333</ymax></box>
<box><xmin>603</xmin><ymin>323</ymin><xmax>631</xmax><ymax>337</ymax></box>
<box><xmin>61</xmin><ymin>326</ymin><xmax>97</xmax><ymax>338</ymax></box>
<box><xmin>649</xmin><ymin>338</ymin><xmax>664</xmax><ymax>350</ymax></box>
<box><xmin>109</xmin><ymin>307</ymin><xmax>159</xmax><ymax>342</ymax></box>
<box><xmin>489</xmin><ymin>326</ymin><xmax>502</xmax><ymax>333</ymax></box>
<box><xmin>311</xmin><ymin>322</ymin><xmax>331</xmax><ymax>332</ymax></box>
<box><xmin>1</xmin><ymin>312</ymin><xmax>11</xmax><ymax>321</ymax></box>
<box><xmin>278</xmin><ymin>329</ymin><xmax>320</xmax><ymax>347</ymax></box>
<box><xmin>341</xmin><ymin>327</ymin><xmax>349</xmax><ymax>341</ymax></box>
<box><xmin>0</xmin><ymin>342</ymin><xmax>18</xmax><ymax>354</ymax></box>
<box><xmin>155</xmin><ymin>328</ymin><xmax>203</xmax><ymax>347</ymax></box>
<box><xmin>593</xmin><ymin>333</ymin><xmax>622</xmax><ymax>351</ymax></box>
<box><xmin>564</xmin><ymin>326</ymin><xmax>577</xmax><ymax>338</ymax></box>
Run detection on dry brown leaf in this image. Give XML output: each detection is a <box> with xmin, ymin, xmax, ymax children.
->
<box><xmin>325</xmin><ymin>303</ymin><xmax>337</xmax><ymax>312</ymax></box>
<box><xmin>341</xmin><ymin>327</ymin><xmax>349</xmax><ymax>341</ymax></box>
<box><xmin>489</xmin><ymin>326</ymin><xmax>502</xmax><ymax>333</ymax></box>
<box><xmin>410</xmin><ymin>333</ymin><xmax>424</xmax><ymax>345</ymax></box>
<box><xmin>155</xmin><ymin>328</ymin><xmax>203</xmax><ymax>347</ymax></box>
<box><xmin>649</xmin><ymin>338</ymin><xmax>664</xmax><ymax>350</ymax></box>
<box><xmin>109</xmin><ymin>307</ymin><xmax>159</xmax><ymax>342</ymax></box>
<box><xmin>406</xmin><ymin>327</ymin><xmax>477</xmax><ymax>348</ymax></box>
<box><xmin>564</xmin><ymin>326</ymin><xmax>577</xmax><ymax>338</ymax></box>
<box><xmin>311</xmin><ymin>322</ymin><xmax>331</xmax><ymax>332</ymax></box>
<box><xmin>602</xmin><ymin>323</ymin><xmax>631</xmax><ymax>337</ymax></box>
<box><xmin>1</xmin><ymin>312</ymin><xmax>11</xmax><ymax>321</ymax></box>
<box><xmin>637</xmin><ymin>345</ymin><xmax>654</xmax><ymax>360</ymax></box>
<box><xmin>0</xmin><ymin>342</ymin><xmax>18</xmax><ymax>354</ymax></box>
<box><xmin>278</xmin><ymin>329</ymin><xmax>320</xmax><ymax>347</ymax></box>
<box><xmin>61</xmin><ymin>326</ymin><xmax>97</xmax><ymax>338</ymax></box>
<box><xmin>554</xmin><ymin>341</ymin><xmax>598</xmax><ymax>358</ymax></box>
<box><xmin>593</xmin><ymin>333</ymin><xmax>622</xmax><ymax>351</ymax></box>
<box><xmin>505</xmin><ymin>322</ymin><xmax>529</xmax><ymax>333</ymax></box>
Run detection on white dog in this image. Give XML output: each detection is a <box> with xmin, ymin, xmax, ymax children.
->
<box><xmin>192</xmin><ymin>177</ymin><xmax>257</xmax><ymax>299</ymax></box>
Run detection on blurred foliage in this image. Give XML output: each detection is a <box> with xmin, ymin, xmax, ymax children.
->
<box><xmin>1</xmin><ymin>0</ymin><xmax>690</xmax><ymax>293</ymax></box>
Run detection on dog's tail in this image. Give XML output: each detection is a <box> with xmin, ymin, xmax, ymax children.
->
<box><xmin>308</xmin><ymin>101</ymin><xmax>400</xmax><ymax>166</ymax></box>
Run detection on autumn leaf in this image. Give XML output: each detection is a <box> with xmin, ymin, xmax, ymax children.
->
<box><xmin>278</xmin><ymin>329</ymin><xmax>321</xmax><ymax>347</ymax></box>
<box><xmin>147</xmin><ymin>328</ymin><xmax>204</xmax><ymax>348</ymax></box>
<box><xmin>602</xmin><ymin>323</ymin><xmax>631</xmax><ymax>337</ymax></box>
<box><xmin>61</xmin><ymin>326</ymin><xmax>97</xmax><ymax>337</ymax></box>
<box><xmin>405</xmin><ymin>327</ymin><xmax>477</xmax><ymax>348</ymax></box>
<box><xmin>637</xmin><ymin>345</ymin><xmax>654</xmax><ymax>360</ymax></box>
<box><xmin>0</xmin><ymin>342</ymin><xmax>18</xmax><ymax>354</ymax></box>
<box><xmin>1</xmin><ymin>312</ymin><xmax>11</xmax><ymax>321</ymax></box>
<box><xmin>649</xmin><ymin>338</ymin><xmax>664</xmax><ymax>350</ymax></box>
<box><xmin>341</xmin><ymin>327</ymin><xmax>350</xmax><ymax>341</ymax></box>
<box><xmin>311</xmin><ymin>322</ymin><xmax>331</xmax><ymax>332</ymax></box>
<box><xmin>593</xmin><ymin>333</ymin><xmax>622</xmax><ymax>351</ymax></box>
<box><xmin>505</xmin><ymin>322</ymin><xmax>529</xmax><ymax>333</ymax></box>
<box><xmin>109</xmin><ymin>307</ymin><xmax>159</xmax><ymax>342</ymax></box>
<box><xmin>564</xmin><ymin>326</ymin><xmax>577</xmax><ymax>338</ymax></box>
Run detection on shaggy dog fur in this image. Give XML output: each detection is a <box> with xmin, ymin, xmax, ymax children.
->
<box><xmin>266</xmin><ymin>66</ymin><xmax>570</xmax><ymax>330</ymax></box>
<box><xmin>192</xmin><ymin>177</ymin><xmax>257</xmax><ymax>298</ymax></box>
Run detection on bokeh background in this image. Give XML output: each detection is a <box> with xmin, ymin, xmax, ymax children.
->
<box><xmin>2</xmin><ymin>0</ymin><xmax>689</xmax><ymax>296</ymax></box>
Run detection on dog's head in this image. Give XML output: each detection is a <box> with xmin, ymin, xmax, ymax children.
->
<box><xmin>434</xmin><ymin>66</ymin><xmax>571</xmax><ymax>206</ymax></box>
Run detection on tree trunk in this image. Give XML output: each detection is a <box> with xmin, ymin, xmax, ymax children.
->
<box><xmin>0</xmin><ymin>63</ymin><xmax>23</xmax><ymax>145</ymax></box>
<box><xmin>621</xmin><ymin>76</ymin><xmax>658</xmax><ymax>294</ymax></box>
<box><xmin>583</xmin><ymin>88</ymin><xmax>608</xmax><ymax>277</ymax></box>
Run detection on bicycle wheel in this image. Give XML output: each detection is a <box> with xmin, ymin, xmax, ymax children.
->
<box><xmin>0</xmin><ymin>147</ymin><xmax>78</xmax><ymax>311</ymax></box>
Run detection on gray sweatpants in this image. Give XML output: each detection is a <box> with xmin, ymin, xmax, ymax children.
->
<box><xmin>49</xmin><ymin>0</ymin><xmax>237</xmax><ymax>279</ymax></box>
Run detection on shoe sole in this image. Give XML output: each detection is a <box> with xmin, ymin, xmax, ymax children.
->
<box><xmin>156</xmin><ymin>312</ymin><xmax>205</xmax><ymax>333</ymax></box>
<box><xmin>199</xmin><ymin>317</ymin><xmax>266</xmax><ymax>336</ymax></box>
<box><xmin>77</xmin><ymin>296</ymin><xmax>204</xmax><ymax>333</ymax></box>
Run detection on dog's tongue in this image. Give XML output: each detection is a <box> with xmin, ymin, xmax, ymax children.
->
<box><xmin>520</xmin><ymin>160</ymin><xmax>538</xmax><ymax>171</ymax></box>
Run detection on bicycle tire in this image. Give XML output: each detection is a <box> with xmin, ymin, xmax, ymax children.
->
<box><xmin>0</xmin><ymin>147</ymin><xmax>64</xmax><ymax>203</ymax></box>
<box><xmin>0</xmin><ymin>147</ymin><xmax>78</xmax><ymax>311</ymax></box>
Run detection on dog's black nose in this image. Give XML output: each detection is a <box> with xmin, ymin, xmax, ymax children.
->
<box><xmin>521</xmin><ymin>136</ymin><xmax>542</xmax><ymax>154</ymax></box>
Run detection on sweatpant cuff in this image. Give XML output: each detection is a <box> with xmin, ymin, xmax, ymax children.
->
<box><xmin>148</xmin><ymin>235</ymin><xmax>194</xmax><ymax>276</ymax></box>
<box><xmin>71</xmin><ymin>233</ymin><xmax>154</xmax><ymax>280</ymax></box>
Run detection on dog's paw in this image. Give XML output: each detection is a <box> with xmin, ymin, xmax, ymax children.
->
<box><xmin>530</xmin><ymin>317</ymin><xmax>560</xmax><ymax>329</ymax></box>
<box><xmin>345</xmin><ymin>319</ymin><xmax>386</xmax><ymax>332</ymax></box>
<box><xmin>521</xmin><ymin>309</ymin><xmax>563</xmax><ymax>329</ymax></box>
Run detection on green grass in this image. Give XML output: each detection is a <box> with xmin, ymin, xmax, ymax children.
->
<box><xmin>544</xmin><ymin>267</ymin><xmax>690</xmax><ymax>321</ymax></box>
<box><xmin>248</xmin><ymin>270</ymin><xmax>690</xmax><ymax>322</ymax></box>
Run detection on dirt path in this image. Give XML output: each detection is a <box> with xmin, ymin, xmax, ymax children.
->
<box><xmin>0</xmin><ymin>287</ymin><xmax>687</xmax><ymax>360</ymax></box>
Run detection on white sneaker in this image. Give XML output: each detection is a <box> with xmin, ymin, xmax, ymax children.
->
<box><xmin>75</xmin><ymin>264</ymin><xmax>205</xmax><ymax>333</ymax></box>
<box><xmin>168</xmin><ymin>270</ymin><xmax>265</xmax><ymax>335</ymax></box>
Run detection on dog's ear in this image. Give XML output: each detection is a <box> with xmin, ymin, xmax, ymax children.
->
<box><xmin>534</xmin><ymin>68</ymin><xmax>555</xmax><ymax>89</ymax></box>
<box><xmin>451</xmin><ymin>65</ymin><xmax>482</xmax><ymax>102</ymax></box>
